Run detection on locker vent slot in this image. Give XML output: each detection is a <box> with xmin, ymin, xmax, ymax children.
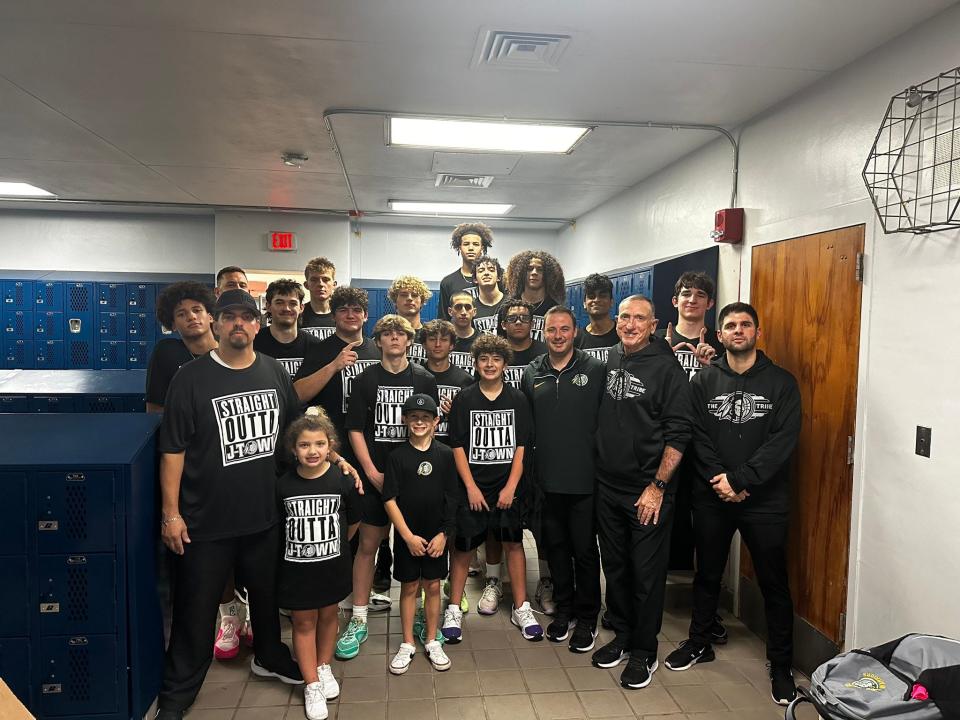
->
<box><xmin>65</xmin><ymin>485</ymin><xmax>87</xmax><ymax>540</ymax></box>
<box><xmin>67</xmin><ymin>565</ymin><xmax>89</xmax><ymax>621</ymax></box>
<box><xmin>68</xmin><ymin>645</ymin><xmax>91</xmax><ymax>701</ymax></box>
<box><xmin>70</xmin><ymin>341</ymin><xmax>90</xmax><ymax>366</ymax></box>
<box><xmin>68</xmin><ymin>285</ymin><xmax>90</xmax><ymax>313</ymax></box>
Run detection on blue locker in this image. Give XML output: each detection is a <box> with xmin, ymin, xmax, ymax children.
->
<box><xmin>30</xmin><ymin>396</ymin><xmax>77</xmax><ymax>413</ymax></box>
<box><xmin>97</xmin><ymin>313</ymin><xmax>126</xmax><ymax>341</ymax></box>
<box><xmin>65</xmin><ymin>339</ymin><xmax>93</xmax><ymax>370</ymax></box>
<box><xmin>35</xmin><ymin>341</ymin><xmax>65</xmax><ymax>371</ymax></box>
<box><xmin>127</xmin><ymin>341</ymin><xmax>153</xmax><ymax>369</ymax></box>
<box><xmin>97</xmin><ymin>341</ymin><xmax>126</xmax><ymax>370</ymax></box>
<box><xmin>0</xmin><ymin>557</ymin><xmax>28</xmax><ymax>635</ymax></box>
<box><xmin>0</xmin><ymin>396</ymin><xmax>29</xmax><ymax>413</ymax></box>
<box><xmin>126</xmin><ymin>283</ymin><xmax>155</xmax><ymax>312</ymax></box>
<box><xmin>35</xmin><ymin>312</ymin><xmax>63</xmax><ymax>341</ymax></box>
<box><xmin>65</xmin><ymin>284</ymin><xmax>93</xmax><ymax>369</ymax></box>
<box><xmin>65</xmin><ymin>283</ymin><xmax>94</xmax><ymax>316</ymax></box>
<box><xmin>3</xmin><ymin>310</ymin><xmax>33</xmax><ymax>339</ymax></box>
<box><xmin>612</xmin><ymin>274</ymin><xmax>634</xmax><ymax>306</ymax></box>
<box><xmin>39</xmin><ymin>634</ymin><xmax>120</xmax><ymax>717</ymax></box>
<box><xmin>0</xmin><ymin>472</ymin><xmax>28</xmax><ymax>555</ymax></box>
<box><xmin>96</xmin><ymin>283</ymin><xmax>126</xmax><ymax>313</ymax></box>
<box><xmin>38</xmin><ymin>555</ymin><xmax>117</xmax><ymax>635</ymax></box>
<box><xmin>127</xmin><ymin>312</ymin><xmax>155</xmax><ymax>341</ymax></box>
<box><xmin>4</xmin><ymin>339</ymin><xmax>34</xmax><ymax>369</ymax></box>
<box><xmin>123</xmin><ymin>396</ymin><xmax>146</xmax><ymax>413</ymax></box>
<box><xmin>3</xmin><ymin>280</ymin><xmax>34</xmax><ymax>311</ymax></box>
<box><xmin>0</xmin><ymin>637</ymin><xmax>30</xmax><ymax>708</ymax></box>
<box><xmin>83</xmin><ymin>396</ymin><xmax>125</xmax><ymax>413</ymax></box>
<box><xmin>35</xmin><ymin>282</ymin><xmax>63</xmax><ymax>312</ymax></box>
<box><xmin>632</xmin><ymin>269</ymin><xmax>653</xmax><ymax>298</ymax></box>
<box><xmin>36</xmin><ymin>470</ymin><xmax>116</xmax><ymax>554</ymax></box>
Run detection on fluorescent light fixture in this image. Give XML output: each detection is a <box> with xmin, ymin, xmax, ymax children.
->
<box><xmin>389</xmin><ymin>117</ymin><xmax>591</xmax><ymax>154</ymax></box>
<box><xmin>0</xmin><ymin>181</ymin><xmax>55</xmax><ymax>197</ymax></box>
<box><xmin>388</xmin><ymin>200</ymin><xmax>514</xmax><ymax>216</ymax></box>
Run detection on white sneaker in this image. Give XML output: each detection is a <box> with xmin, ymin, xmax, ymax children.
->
<box><xmin>315</xmin><ymin>663</ymin><xmax>339</xmax><ymax>700</ymax></box>
<box><xmin>441</xmin><ymin>605</ymin><xmax>463</xmax><ymax>643</ymax></box>
<box><xmin>425</xmin><ymin>640</ymin><xmax>451</xmax><ymax>671</ymax></box>
<box><xmin>369</xmin><ymin>591</ymin><xmax>393</xmax><ymax>612</ymax></box>
<box><xmin>535</xmin><ymin>577</ymin><xmax>557</xmax><ymax>616</ymax></box>
<box><xmin>477</xmin><ymin>578</ymin><xmax>502</xmax><ymax>615</ymax></box>
<box><xmin>390</xmin><ymin>642</ymin><xmax>416</xmax><ymax>675</ymax></box>
<box><xmin>303</xmin><ymin>682</ymin><xmax>328</xmax><ymax>720</ymax></box>
<box><xmin>213</xmin><ymin>613</ymin><xmax>242</xmax><ymax>660</ymax></box>
<box><xmin>511</xmin><ymin>601</ymin><xmax>545</xmax><ymax>641</ymax></box>
<box><xmin>338</xmin><ymin>592</ymin><xmax>353</xmax><ymax>611</ymax></box>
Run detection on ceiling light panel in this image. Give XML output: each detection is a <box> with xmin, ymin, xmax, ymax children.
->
<box><xmin>389</xmin><ymin>117</ymin><xmax>591</xmax><ymax>154</ymax></box>
<box><xmin>0</xmin><ymin>181</ymin><xmax>55</xmax><ymax>197</ymax></box>
<box><xmin>388</xmin><ymin>200</ymin><xmax>514</xmax><ymax>215</ymax></box>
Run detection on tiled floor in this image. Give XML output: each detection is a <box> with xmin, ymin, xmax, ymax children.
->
<box><xmin>184</xmin><ymin>539</ymin><xmax>821</xmax><ymax>720</ymax></box>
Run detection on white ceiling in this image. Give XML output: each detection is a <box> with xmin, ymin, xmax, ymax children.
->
<box><xmin>0</xmin><ymin>0</ymin><xmax>955</xmax><ymax>221</ymax></box>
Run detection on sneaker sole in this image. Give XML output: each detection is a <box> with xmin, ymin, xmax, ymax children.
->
<box><xmin>249</xmin><ymin>658</ymin><xmax>304</xmax><ymax>685</ymax></box>
<box><xmin>621</xmin><ymin>660</ymin><xmax>658</xmax><ymax>689</ymax></box>
<box><xmin>772</xmin><ymin>694</ymin><xmax>795</xmax><ymax>706</ymax></box>
<box><xmin>511</xmin><ymin>617</ymin><xmax>544</xmax><ymax>641</ymax></box>
<box><xmin>547</xmin><ymin>619</ymin><xmax>576</xmax><ymax>643</ymax></box>
<box><xmin>569</xmin><ymin>630</ymin><xmax>598</xmax><ymax>654</ymax></box>
<box><xmin>427</xmin><ymin>656</ymin><xmax>452</xmax><ymax>672</ymax></box>
<box><xmin>665</xmin><ymin>648</ymin><xmax>715</xmax><ymax>671</ymax></box>
<box><xmin>389</xmin><ymin>663</ymin><xmax>411</xmax><ymax>676</ymax></box>
<box><xmin>441</xmin><ymin>633</ymin><xmax>462</xmax><ymax>644</ymax></box>
<box><xmin>710</xmin><ymin>633</ymin><xmax>729</xmax><ymax>645</ymax></box>
<box><xmin>592</xmin><ymin>651</ymin><xmax>629</xmax><ymax>669</ymax></box>
<box><xmin>334</xmin><ymin>633</ymin><xmax>365</xmax><ymax>661</ymax></box>
<box><xmin>213</xmin><ymin>644</ymin><xmax>240</xmax><ymax>660</ymax></box>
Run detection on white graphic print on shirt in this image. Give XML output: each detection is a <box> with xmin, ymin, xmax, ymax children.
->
<box><xmin>474</xmin><ymin>315</ymin><xmax>499</xmax><ymax>335</ymax></box>
<box><xmin>277</xmin><ymin>357</ymin><xmax>304</xmax><ymax>377</ymax></box>
<box><xmin>212</xmin><ymin>389</ymin><xmax>280</xmax><ymax>466</ymax></box>
<box><xmin>436</xmin><ymin>384</ymin><xmax>465</xmax><ymax>437</ymax></box>
<box><xmin>707</xmin><ymin>392</ymin><xmax>772</xmax><ymax>424</ymax></box>
<box><xmin>605</xmin><ymin>369</ymin><xmax>646</xmax><ymax>400</ymax></box>
<box><xmin>675</xmin><ymin>349</ymin><xmax>706</xmax><ymax>381</ymax></box>
<box><xmin>375</xmin><ymin>386</ymin><xmax>414</xmax><ymax>441</ymax></box>
<box><xmin>340</xmin><ymin>360</ymin><xmax>379</xmax><ymax>413</ymax></box>
<box><xmin>302</xmin><ymin>326</ymin><xmax>335</xmax><ymax>341</ymax></box>
<box><xmin>530</xmin><ymin>316</ymin><xmax>545</xmax><ymax>342</ymax></box>
<box><xmin>283</xmin><ymin>494</ymin><xmax>341</xmax><ymax>563</ymax></box>
<box><xmin>582</xmin><ymin>346</ymin><xmax>613</xmax><ymax>364</ymax></box>
<box><xmin>469</xmin><ymin>409</ymin><xmax>516</xmax><ymax>464</ymax></box>
<box><xmin>503</xmin><ymin>365</ymin><xmax>525</xmax><ymax>389</ymax></box>
<box><xmin>407</xmin><ymin>343</ymin><xmax>428</xmax><ymax>365</ymax></box>
<box><xmin>449</xmin><ymin>351</ymin><xmax>474</xmax><ymax>373</ymax></box>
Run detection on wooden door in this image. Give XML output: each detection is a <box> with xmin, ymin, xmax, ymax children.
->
<box><xmin>745</xmin><ymin>225</ymin><xmax>864</xmax><ymax>646</ymax></box>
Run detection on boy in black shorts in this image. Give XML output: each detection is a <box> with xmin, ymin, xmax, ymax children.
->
<box><xmin>383</xmin><ymin>394</ymin><xmax>458</xmax><ymax>675</ymax></box>
<box><xmin>442</xmin><ymin>334</ymin><xmax>542</xmax><ymax>643</ymax></box>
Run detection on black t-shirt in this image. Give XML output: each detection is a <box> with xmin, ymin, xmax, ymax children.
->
<box><xmin>655</xmin><ymin>327</ymin><xmax>725</xmax><ymax>381</ymax></box>
<box><xmin>253</xmin><ymin>327</ymin><xmax>320</xmax><ymax>378</ymax></box>
<box><xmin>427</xmin><ymin>364</ymin><xmax>474</xmax><ymax>440</ymax></box>
<box><xmin>145</xmin><ymin>338</ymin><xmax>200</xmax><ymax>406</ymax></box>
<box><xmin>529</xmin><ymin>298</ymin><xmax>558</xmax><ymax>342</ymax></box>
<box><xmin>407</xmin><ymin>327</ymin><xmax>428</xmax><ymax>366</ymax></box>
<box><xmin>503</xmin><ymin>339</ymin><xmax>547</xmax><ymax>388</ymax></box>
<box><xmin>158</xmin><ymin>352</ymin><xmax>301</xmax><ymax>541</ymax></box>
<box><xmin>448</xmin><ymin>383</ymin><xmax>532</xmax><ymax>492</ymax></box>
<box><xmin>575</xmin><ymin>325</ymin><xmax>620</xmax><ymax>365</ymax></box>
<box><xmin>438</xmin><ymin>269</ymin><xmax>479</xmax><ymax>320</ymax></box>
<box><xmin>473</xmin><ymin>296</ymin><xmax>505</xmax><ymax>335</ymax></box>
<box><xmin>293</xmin><ymin>335</ymin><xmax>381</xmax><ymax>442</ymax></box>
<box><xmin>454</xmin><ymin>332</ymin><xmax>478</xmax><ymax>353</ymax></box>
<box><xmin>344</xmin><ymin>362</ymin><xmax>440</xmax><ymax>473</ymax></box>
<box><xmin>382</xmin><ymin>441</ymin><xmax>459</xmax><ymax>538</ymax></box>
<box><xmin>300</xmin><ymin>305</ymin><xmax>336</xmax><ymax>341</ymax></box>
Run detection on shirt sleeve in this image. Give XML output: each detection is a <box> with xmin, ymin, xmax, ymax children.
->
<box><xmin>157</xmin><ymin>369</ymin><xmax>195</xmax><ymax>453</ymax></box>
<box><xmin>514</xmin><ymin>390</ymin><xmax>533</xmax><ymax>448</ymax></box>
<box><xmin>344</xmin><ymin>367</ymin><xmax>371</xmax><ymax>432</ymax></box>
<box><xmin>660</xmin><ymin>361</ymin><xmax>692</xmax><ymax>454</ymax></box>
<box><xmin>689</xmin><ymin>374</ymin><xmax>727</xmax><ymax>481</ymax></box>
<box><xmin>275</xmin><ymin>366</ymin><xmax>302</xmax><ymax>475</ymax></box>
<box><xmin>145</xmin><ymin>343</ymin><xmax>174</xmax><ymax>406</ymax></box>
<box><xmin>381</xmin><ymin>450</ymin><xmax>402</xmax><ymax>502</ymax></box>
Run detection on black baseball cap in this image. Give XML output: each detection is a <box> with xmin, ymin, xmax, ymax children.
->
<box><xmin>402</xmin><ymin>393</ymin><xmax>438</xmax><ymax>417</ymax></box>
<box><xmin>214</xmin><ymin>289</ymin><xmax>261</xmax><ymax>318</ymax></box>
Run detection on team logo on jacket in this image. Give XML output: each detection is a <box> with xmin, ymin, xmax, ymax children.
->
<box><xmin>605</xmin><ymin>369</ymin><xmax>645</xmax><ymax>399</ymax></box>
<box><xmin>417</xmin><ymin>462</ymin><xmax>433</xmax><ymax>476</ymax></box>
<box><xmin>469</xmin><ymin>409</ymin><xmax>516</xmax><ymax>464</ymax></box>
<box><xmin>707</xmin><ymin>392</ymin><xmax>773</xmax><ymax>423</ymax></box>
<box><xmin>843</xmin><ymin>673</ymin><xmax>886</xmax><ymax>691</ymax></box>
<box><xmin>572</xmin><ymin>373</ymin><xmax>589</xmax><ymax>387</ymax></box>
<box><xmin>283</xmin><ymin>494</ymin><xmax>341</xmax><ymax>563</ymax></box>
<box><xmin>212</xmin><ymin>390</ymin><xmax>280</xmax><ymax>466</ymax></box>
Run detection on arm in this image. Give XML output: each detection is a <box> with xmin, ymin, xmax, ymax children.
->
<box><xmin>293</xmin><ymin>340</ymin><xmax>362</xmax><ymax>403</ymax></box>
<box><xmin>349</xmin><ymin>430</ymin><xmax>382</xmax><ymax>488</ymax></box>
<box><xmin>453</xmin><ymin>447</ymin><xmax>488</xmax><ymax>511</ymax></box>
<box><xmin>496</xmin><ymin>446</ymin><xmax>525</xmax><ymax>509</ymax></box>
<box><xmin>159</xmin><ymin>452</ymin><xmax>190</xmax><ymax>554</ymax></box>
<box><xmin>384</xmin><ymin>499</ymin><xmax>427</xmax><ymax>556</ymax></box>
<box><xmin>146</xmin><ymin>402</ymin><xmax>163</xmax><ymax>414</ymax></box>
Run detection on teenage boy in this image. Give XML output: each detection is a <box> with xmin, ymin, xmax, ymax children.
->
<box><xmin>442</xmin><ymin>334</ymin><xmax>542</xmax><ymax>643</ymax></box>
<box><xmin>215</xmin><ymin>266</ymin><xmax>249</xmax><ymax>295</ymax></box>
<box><xmin>338</xmin><ymin>315</ymin><xmax>439</xmax><ymax>659</ymax></box>
<box><xmin>448</xmin><ymin>290</ymin><xmax>479</xmax><ymax>369</ymax></box>
<box><xmin>664</xmin><ymin>302</ymin><xmax>801</xmax><ymax>706</ymax></box>
<box><xmin>301</xmin><ymin>257</ymin><xmax>337</xmax><ymax>341</ymax></box>
<box><xmin>253</xmin><ymin>278</ymin><xmax>319</xmax><ymax>378</ymax></box>
<box><xmin>437</xmin><ymin>222</ymin><xmax>492</xmax><ymax>318</ymax></box>
<box><xmin>660</xmin><ymin>271</ymin><xmax>724</xmax><ymax>380</ymax></box>
<box><xmin>147</xmin><ymin>281</ymin><xmax>217</xmax><ymax>413</ymax></box>
<box><xmin>521</xmin><ymin>307</ymin><xmax>605</xmax><ymax>652</ymax></box>
<box><xmin>472</xmin><ymin>257</ymin><xmax>505</xmax><ymax>335</ymax></box>
<box><xmin>155</xmin><ymin>290</ymin><xmax>304</xmax><ymax>720</ymax></box>
<box><xmin>498</xmin><ymin>299</ymin><xmax>547</xmax><ymax>389</ymax></box>
<box><xmin>592</xmin><ymin>295</ymin><xmax>691</xmax><ymax>690</ymax></box>
<box><xmin>389</xmin><ymin>275</ymin><xmax>432</xmax><ymax>365</ymax></box>
<box><xmin>383</xmin><ymin>394</ymin><xmax>457</xmax><ymax>675</ymax></box>
<box><xmin>575</xmin><ymin>273</ymin><xmax>619</xmax><ymax>364</ymax></box>
<box><xmin>421</xmin><ymin>320</ymin><xmax>473</xmax><ymax>444</ymax></box>
<box><xmin>504</xmin><ymin>251</ymin><xmax>565</xmax><ymax>342</ymax></box>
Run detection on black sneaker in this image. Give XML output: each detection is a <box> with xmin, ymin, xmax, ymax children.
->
<box><xmin>591</xmin><ymin>639</ymin><xmax>629</xmax><ymax>668</ymax></box>
<box><xmin>600</xmin><ymin>610</ymin><xmax>613</xmax><ymax>630</ymax></box>
<box><xmin>250</xmin><ymin>655</ymin><xmax>304</xmax><ymax>685</ymax></box>
<box><xmin>770</xmin><ymin>664</ymin><xmax>797</xmax><ymax>705</ymax></box>
<box><xmin>546</xmin><ymin>616</ymin><xmax>575</xmax><ymax>643</ymax></box>
<box><xmin>664</xmin><ymin>640</ymin><xmax>715</xmax><ymax>671</ymax></box>
<box><xmin>710</xmin><ymin>614</ymin><xmax>729</xmax><ymax>645</ymax></box>
<box><xmin>155</xmin><ymin>709</ymin><xmax>183</xmax><ymax>720</ymax></box>
<box><xmin>569</xmin><ymin>623</ymin><xmax>598</xmax><ymax>653</ymax></box>
<box><xmin>620</xmin><ymin>655</ymin><xmax>658</xmax><ymax>689</ymax></box>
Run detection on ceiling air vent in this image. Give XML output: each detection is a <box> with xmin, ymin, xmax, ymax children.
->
<box><xmin>435</xmin><ymin>174</ymin><xmax>495</xmax><ymax>189</ymax></box>
<box><xmin>472</xmin><ymin>29</ymin><xmax>572</xmax><ymax>71</ymax></box>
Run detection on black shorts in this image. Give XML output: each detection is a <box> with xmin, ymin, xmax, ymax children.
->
<box><xmin>360</xmin><ymin>479</ymin><xmax>390</xmax><ymax>527</ymax></box>
<box><xmin>453</xmin><ymin>494</ymin><xmax>524</xmax><ymax>552</ymax></box>
<box><xmin>393</xmin><ymin>540</ymin><xmax>448</xmax><ymax>583</ymax></box>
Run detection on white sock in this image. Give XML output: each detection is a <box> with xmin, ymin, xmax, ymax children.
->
<box><xmin>220</xmin><ymin>601</ymin><xmax>240</xmax><ymax>618</ymax></box>
<box><xmin>447</xmin><ymin>603</ymin><xmax>460</xmax><ymax>614</ymax></box>
<box><xmin>486</xmin><ymin>563</ymin><xmax>501</xmax><ymax>582</ymax></box>
<box><xmin>352</xmin><ymin>605</ymin><xmax>368</xmax><ymax>622</ymax></box>
<box><xmin>538</xmin><ymin>559</ymin><xmax>550</xmax><ymax>578</ymax></box>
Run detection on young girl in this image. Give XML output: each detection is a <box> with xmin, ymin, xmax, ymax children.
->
<box><xmin>278</xmin><ymin>408</ymin><xmax>360</xmax><ymax>720</ymax></box>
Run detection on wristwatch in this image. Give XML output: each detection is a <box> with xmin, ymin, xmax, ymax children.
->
<box><xmin>652</xmin><ymin>479</ymin><xmax>668</xmax><ymax>491</ymax></box>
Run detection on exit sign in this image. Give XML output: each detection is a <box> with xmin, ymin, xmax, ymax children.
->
<box><xmin>267</xmin><ymin>231</ymin><xmax>297</xmax><ymax>251</ymax></box>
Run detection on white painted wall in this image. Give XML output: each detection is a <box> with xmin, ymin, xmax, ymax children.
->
<box><xmin>555</xmin><ymin>4</ymin><xmax>960</xmax><ymax>646</ymax></box>
<box><xmin>0</xmin><ymin>210</ymin><xmax>214</xmax><ymax>274</ymax></box>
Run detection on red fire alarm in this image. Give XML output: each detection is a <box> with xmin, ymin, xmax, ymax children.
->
<box><xmin>712</xmin><ymin>208</ymin><xmax>744</xmax><ymax>244</ymax></box>
<box><xmin>267</xmin><ymin>231</ymin><xmax>297</xmax><ymax>251</ymax></box>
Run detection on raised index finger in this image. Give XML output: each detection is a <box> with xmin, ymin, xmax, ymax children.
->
<box><xmin>699</xmin><ymin>327</ymin><xmax>707</xmax><ymax>343</ymax></box>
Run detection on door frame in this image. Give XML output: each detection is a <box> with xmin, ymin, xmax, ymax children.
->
<box><xmin>736</xmin><ymin>199</ymin><xmax>877</xmax><ymax>651</ymax></box>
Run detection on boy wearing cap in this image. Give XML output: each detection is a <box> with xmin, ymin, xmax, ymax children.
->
<box><xmin>382</xmin><ymin>394</ymin><xmax>458</xmax><ymax>675</ymax></box>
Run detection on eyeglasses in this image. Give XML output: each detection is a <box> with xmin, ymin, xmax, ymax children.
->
<box><xmin>504</xmin><ymin>314</ymin><xmax>532</xmax><ymax>324</ymax></box>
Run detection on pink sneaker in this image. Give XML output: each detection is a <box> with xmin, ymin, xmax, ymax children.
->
<box><xmin>214</xmin><ymin>615</ymin><xmax>241</xmax><ymax>659</ymax></box>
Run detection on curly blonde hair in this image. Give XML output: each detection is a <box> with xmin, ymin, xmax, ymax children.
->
<box><xmin>504</xmin><ymin>250</ymin><xmax>566</xmax><ymax>304</ymax></box>
<box><xmin>388</xmin><ymin>275</ymin><xmax>432</xmax><ymax>305</ymax></box>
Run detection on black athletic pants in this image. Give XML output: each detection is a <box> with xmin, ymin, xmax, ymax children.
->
<box><xmin>596</xmin><ymin>484</ymin><xmax>674</xmax><ymax>658</ymax></box>
<box><xmin>541</xmin><ymin>491</ymin><xmax>601</xmax><ymax>626</ymax></box>
<box><xmin>689</xmin><ymin>500</ymin><xmax>793</xmax><ymax>667</ymax></box>
<box><xmin>159</xmin><ymin>525</ymin><xmax>288</xmax><ymax>710</ymax></box>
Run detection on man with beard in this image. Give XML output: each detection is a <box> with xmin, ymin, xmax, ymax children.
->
<box><xmin>663</xmin><ymin>302</ymin><xmax>800</xmax><ymax>707</ymax></box>
<box><xmin>437</xmin><ymin>222</ymin><xmax>492</xmax><ymax>318</ymax></box>
<box><xmin>253</xmin><ymin>278</ymin><xmax>319</xmax><ymax>379</ymax></box>
<box><xmin>503</xmin><ymin>251</ymin><xmax>566</xmax><ymax>342</ymax></box>
<box><xmin>301</xmin><ymin>257</ymin><xmax>338</xmax><ymax>341</ymax></box>
<box><xmin>472</xmin><ymin>256</ymin><xmax>505</xmax><ymax>335</ymax></box>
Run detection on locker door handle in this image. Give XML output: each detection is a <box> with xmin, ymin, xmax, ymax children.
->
<box><xmin>66</xmin><ymin>472</ymin><xmax>86</xmax><ymax>481</ymax></box>
<box><xmin>66</xmin><ymin>555</ymin><xmax>87</xmax><ymax>564</ymax></box>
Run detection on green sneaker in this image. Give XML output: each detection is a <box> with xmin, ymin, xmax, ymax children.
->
<box><xmin>335</xmin><ymin>617</ymin><xmax>368</xmax><ymax>660</ymax></box>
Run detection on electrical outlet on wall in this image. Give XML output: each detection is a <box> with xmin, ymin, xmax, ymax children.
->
<box><xmin>916</xmin><ymin>426</ymin><xmax>932</xmax><ymax>458</ymax></box>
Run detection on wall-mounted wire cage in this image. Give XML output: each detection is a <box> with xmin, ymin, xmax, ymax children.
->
<box><xmin>863</xmin><ymin>67</ymin><xmax>960</xmax><ymax>234</ymax></box>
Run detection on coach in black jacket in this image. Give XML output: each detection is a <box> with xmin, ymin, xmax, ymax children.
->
<box><xmin>521</xmin><ymin>306</ymin><xmax>606</xmax><ymax>652</ymax></box>
<box><xmin>663</xmin><ymin>301</ymin><xmax>801</xmax><ymax>706</ymax></box>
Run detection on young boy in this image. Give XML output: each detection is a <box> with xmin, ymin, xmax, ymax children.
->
<box><xmin>382</xmin><ymin>394</ymin><xmax>458</xmax><ymax>674</ymax></box>
<box><xmin>442</xmin><ymin>335</ymin><xmax>542</xmax><ymax>643</ymax></box>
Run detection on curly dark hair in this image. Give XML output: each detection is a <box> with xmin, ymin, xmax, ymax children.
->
<box><xmin>504</xmin><ymin>250</ymin><xmax>565</xmax><ymax>303</ymax></box>
<box><xmin>496</xmin><ymin>298</ymin><xmax>536</xmax><ymax>338</ymax></box>
<box><xmin>285</xmin><ymin>406</ymin><xmax>340</xmax><ymax>456</ymax></box>
<box><xmin>471</xmin><ymin>256</ymin><xmax>503</xmax><ymax>284</ymax></box>
<box><xmin>450</xmin><ymin>222</ymin><xmax>494</xmax><ymax>254</ymax></box>
<box><xmin>330</xmin><ymin>286</ymin><xmax>369</xmax><ymax>314</ymax></box>
<box><xmin>584</xmin><ymin>273</ymin><xmax>613</xmax><ymax>298</ymax></box>
<box><xmin>155</xmin><ymin>281</ymin><xmax>215</xmax><ymax>332</ymax></box>
<box><xmin>470</xmin><ymin>333</ymin><xmax>513</xmax><ymax>365</ymax></box>
<box><xmin>264</xmin><ymin>278</ymin><xmax>305</xmax><ymax>305</ymax></box>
